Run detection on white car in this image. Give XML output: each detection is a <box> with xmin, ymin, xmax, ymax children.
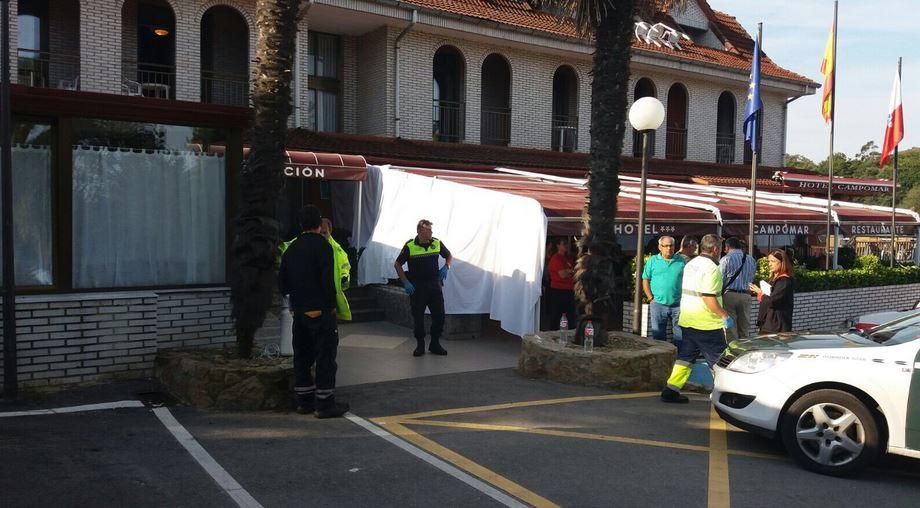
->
<box><xmin>712</xmin><ymin>314</ymin><xmax>920</xmax><ymax>476</ymax></box>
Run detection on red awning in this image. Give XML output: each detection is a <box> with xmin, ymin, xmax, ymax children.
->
<box><xmin>241</xmin><ymin>148</ymin><xmax>367</xmax><ymax>181</ymax></box>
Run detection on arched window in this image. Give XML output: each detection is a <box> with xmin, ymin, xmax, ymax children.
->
<box><xmin>551</xmin><ymin>66</ymin><xmax>578</xmax><ymax>152</ymax></box>
<box><xmin>716</xmin><ymin>92</ymin><xmax>736</xmax><ymax>163</ymax></box>
<box><xmin>122</xmin><ymin>0</ymin><xmax>176</xmax><ymax>99</ymax></box>
<box><xmin>666</xmin><ymin>83</ymin><xmax>688</xmax><ymax>160</ymax></box>
<box><xmin>17</xmin><ymin>0</ymin><xmax>81</xmax><ymax>90</ymax></box>
<box><xmin>632</xmin><ymin>78</ymin><xmax>656</xmax><ymax>157</ymax></box>
<box><xmin>201</xmin><ymin>6</ymin><xmax>249</xmax><ymax>106</ymax></box>
<box><xmin>480</xmin><ymin>54</ymin><xmax>511</xmax><ymax>146</ymax></box>
<box><xmin>433</xmin><ymin>46</ymin><xmax>466</xmax><ymax>143</ymax></box>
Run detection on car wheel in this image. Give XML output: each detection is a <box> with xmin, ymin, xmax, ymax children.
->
<box><xmin>780</xmin><ymin>389</ymin><xmax>881</xmax><ymax>477</ymax></box>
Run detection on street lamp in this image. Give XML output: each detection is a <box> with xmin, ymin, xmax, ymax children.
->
<box><xmin>628</xmin><ymin>97</ymin><xmax>665</xmax><ymax>336</ymax></box>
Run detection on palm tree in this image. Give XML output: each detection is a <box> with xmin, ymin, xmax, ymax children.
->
<box><xmin>229</xmin><ymin>0</ymin><xmax>301</xmax><ymax>358</ymax></box>
<box><xmin>538</xmin><ymin>0</ymin><xmax>683</xmax><ymax>346</ymax></box>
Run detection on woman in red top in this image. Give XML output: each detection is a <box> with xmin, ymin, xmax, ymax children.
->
<box><xmin>547</xmin><ymin>237</ymin><xmax>576</xmax><ymax>330</ymax></box>
<box><xmin>749</xmin><ymin>249</ymin><xmax>795</xmax><ymax>334</ymax></box>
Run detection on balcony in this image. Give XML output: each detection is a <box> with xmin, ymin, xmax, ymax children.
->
<box><xmin>481</xmin><ymin>106</ymin><xmax>511</xmax><ymax>146</ymax></box>
<box><xmin>666</xmin><ymin>127</ymin><xmax>687</xmax><ymax>160</ymax></box>
<box><xmin>201</xmin><ymin>71</ymin><xmax>249</xmax><ymax>106</ymax></box>
<box><xmin>121</xmin><ymin>60</ymin><xmax>175</xmax><ymax>99</ymax></box>
<box><xmin>716</xmin><ymin>133</ymin><xmax>735</xmax><ymax>164</ymax></box>
<box><xmin>433</xmin><ymin>99</ymin><xmax>465</xmax><ymax>143</ymax></box>
<box><xmin>17</xmin><ymin>49</ymin><xmax>80</xmax><ymax>90</ymax></box>
<box><xmin>552</xmin><ymin>115</ymin><xmax>578</xmax><ymax>152</ymax></box>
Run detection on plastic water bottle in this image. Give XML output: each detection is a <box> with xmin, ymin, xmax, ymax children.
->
<box><xmin>584</xmin><ymin>321</ymin><xmax>594</xmax><ymax>353</ymax></box>
<box><xmin>559</xmin><ymin>314</ymin><xmax>569</xmax><ymax>346</ymax></box>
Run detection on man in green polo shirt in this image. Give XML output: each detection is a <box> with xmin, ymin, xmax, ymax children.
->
<box><xmin>642</xmin><ymin>236</ymin><xmax>685</xmax><ymax>345</ymax></box>
<box><xmin>661</xmin><ymin>234</ymin><xmax>733</xmax><ymax>404</ymax></box>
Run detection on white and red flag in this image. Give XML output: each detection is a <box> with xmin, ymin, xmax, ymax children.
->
<box><xmin>880</xmin><ymin>67</ymin><xmax>904</xmax><ymax>167</ymax></box>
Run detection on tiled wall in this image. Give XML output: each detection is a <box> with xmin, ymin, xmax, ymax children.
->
<box><xmin>0</xmin><ymin>288</ymin><xmax>233</xmax><ymax>391</ymax></box>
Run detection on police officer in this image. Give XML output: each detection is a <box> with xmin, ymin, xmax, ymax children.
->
<box><xmin>279</xmin><ymin>205</ymin><xmax>349</xmax><ymax>418</ymax></box>
<box><xmin>394</xmin><ymin>219</ymin><xmax>453</xmax><ymax>357</ymax></box>
<box><xmin>661</xmin><ymin>234</ymin><xmax>733</xmax><ymax>403</ymax></box>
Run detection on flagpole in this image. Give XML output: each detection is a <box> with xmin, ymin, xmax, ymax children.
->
<box><xmin>890</xmin><ymin>57</ymin><xmax>901</xmax><ymax>268</ymax></box>
<box><xmin>748</xmin><ymin>22</ymin><xmax>762</xmax><ymax>254</ymax></box>
<box><xmin>825</xmin><ymin>1</ymin><xmax>838</xmax><ymax>270</ymax></box>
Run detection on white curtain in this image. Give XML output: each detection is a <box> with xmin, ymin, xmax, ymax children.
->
<box><xmin>72</xmin><ymin>147</ymin><xmax>226</xmax><ymax>288</ymax></box>
<box><xmin>357</xmin><ymin>165</ymin><xmax>547</xmax><ymax>336</ymax></box>
<box><xmin>3</xmin><ymin>145</ymin><xmax>53</xmax><ymax>285</ymax></box>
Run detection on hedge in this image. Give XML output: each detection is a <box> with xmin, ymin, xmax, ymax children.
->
<box><xmin>757</xmin><ymin>254</ymin><xmax>920</xmax><ymax>293</ymax></box>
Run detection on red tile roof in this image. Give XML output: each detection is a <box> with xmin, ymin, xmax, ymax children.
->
<box><xmin>400</xmin><ymin>0</ymin><xmax>816</xmax><ymax>86</ymax></box>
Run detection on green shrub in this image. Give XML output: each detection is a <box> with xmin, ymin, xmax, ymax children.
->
<box><xmin>855</xmin><ymin>254</ymin><xmax>881</xmax><ymax>270</ymax></box>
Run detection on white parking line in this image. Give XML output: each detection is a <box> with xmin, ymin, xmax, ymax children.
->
<box><xmin>345</xmin><ymin>413</ymin><xmax>528</xmax><ymax>508</ymax></box>
<box><xmin>0</xmin><ymin>400</ymin><xmax>145</xmax><ymax>417</ymax></box>
<box><xmin>153</xmin><ymin>407</ymin><xmax>263</xmax><ymax>508</ymax></box>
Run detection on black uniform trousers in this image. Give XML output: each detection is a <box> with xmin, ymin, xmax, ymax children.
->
<box><xmin>410</xmin><ymin>283</ymin><xmax>445</xmax><ymax>342</ymax></box>
<box><xmin>292</xmin><ymin>310</ymin><xmax>338</xmax><ymax>391</ymax></box>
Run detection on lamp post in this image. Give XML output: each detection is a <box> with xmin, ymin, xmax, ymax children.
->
<box><xmin>628</xmin><ymin>97</ymin><xmax>665</xmax><ymax>336</ymax></box>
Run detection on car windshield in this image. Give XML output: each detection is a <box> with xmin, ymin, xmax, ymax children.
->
<box><xmin>866</xmin><ymin>313</ymin><xmax>920</xmax><ymax>345</ymax></box>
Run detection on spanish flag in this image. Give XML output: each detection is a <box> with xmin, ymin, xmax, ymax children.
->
<box><xmin>820</xmin><ymin>20</ymin><xmax>836</xmax><ymax>122</ymax></box>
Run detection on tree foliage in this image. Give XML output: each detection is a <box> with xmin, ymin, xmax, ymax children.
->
<box><xmin>787</xmin><ymin>145</ymin><xmax>920</xmax><ymax>209</ymax></box>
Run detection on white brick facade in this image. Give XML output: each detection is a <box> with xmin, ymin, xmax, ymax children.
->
<box><xmin>11</xmin><ymin>0</ymin><xmax>810</xmax><ymax>166</ymax></box>
<box><xmin>0</xmin><ymin>289</ymin><xmax>233</xmax><ymax>391</ymax></box>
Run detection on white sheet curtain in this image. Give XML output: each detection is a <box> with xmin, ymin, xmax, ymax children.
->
<box><xmin>2</xmin><ymin>145</ymin><xmax>54</xmax><ymax>285</ymax></box>
<box><xmin>357</xmin><ymin>165</ymin><xmax>547</xmax><ymax>336</ymax></box>
<box><xmin>72</xmin><ymin>146</ymin><xmax>226</xmax><ymax>288</ymax></box>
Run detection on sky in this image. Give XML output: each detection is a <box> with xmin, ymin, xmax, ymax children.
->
<box><xmin>706</xmin><ymin>0</ymin><xmax>918</xmax><ymax>163</ymax></box>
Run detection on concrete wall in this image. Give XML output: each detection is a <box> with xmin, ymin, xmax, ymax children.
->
<box><xmin>0</xmin><ymin>288</ymin><xmax>233</xmax><ymax>391</ymax></box>
<box><xmin>622</xmin><ymin>282</ymin><xmax>920</xmax><ymax>338</ymax></box>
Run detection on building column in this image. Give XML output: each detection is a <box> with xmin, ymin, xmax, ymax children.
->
<box><xmin>80</xmin><ymin>0</ymin><xmax>121</xmax><ymax>94</ymax></box>
<box><xmin>173</xmin><ymin>8</ymin><xmax>199</xmax><ymax>102</ymax></box>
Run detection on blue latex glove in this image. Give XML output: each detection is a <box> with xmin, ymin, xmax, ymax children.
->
<box><xmin>402</xmin><ymin>280</ymin><xmax>415</xmax><ymax>296</ymax></box>
<box><xmin>438</xmin><ymin>265</ymin><xmax>450</xmax><ymax>282</ymax></box>
<box><xmin>723</xmin><ymin>315</ymin><xmax>735</xmax><ymax>330</ymax></box>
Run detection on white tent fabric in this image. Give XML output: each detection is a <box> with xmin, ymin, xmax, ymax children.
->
<box><xmin>356</xmin><ymin>165</ymin><xmax>547</xmax><ymax>336</ymax></box>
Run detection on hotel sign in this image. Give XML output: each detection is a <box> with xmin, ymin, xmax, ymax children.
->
<box><xmin>786</xmin><ymin>180</ymin><xmax>893</xmax><ymax>194</ymax></box>
<box><xmin>723</xmin><ymin>223</ymin><xmax>826</xmax><ymax>236</ymax></box>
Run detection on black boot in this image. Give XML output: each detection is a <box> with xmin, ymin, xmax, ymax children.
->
<box><xmin>294</xmin><ymin>391</ymin><xmax>315</xmax><ymax>414</ymax></box>
<box><xmin>428</xmin><ymin>338</ymin><xmax>447</xmax><ymax>356</ymax></box>
<box><xmin>660</xmin><ymin>387</ymin><xmax>689</xmax><ymax>404</ymax></box>
<box><xmin>413</xmin><ymin>339</ymin><xmax>425</xmax><ymax>357</ymax></box>
<box><xmin>315</xmin><ymin>396</ymin><xmax>350</xmax><ymax>419</ymax></box>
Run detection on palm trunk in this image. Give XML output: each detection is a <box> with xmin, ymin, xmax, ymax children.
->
<box><xmin>230</xmin><ymin>0</ymin><xmax>301</xmax><ymax>358</ymax></box>
<box><xmin>573</xmin><ymin>3</ymin><xmax>635</xmax><ymax>347</ymax></box>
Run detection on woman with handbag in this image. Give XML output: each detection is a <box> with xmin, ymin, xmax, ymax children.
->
<box><xmin>749</xmin><ymin>249</ymin><xmax>795</xmax><ymax>334</ymax></box>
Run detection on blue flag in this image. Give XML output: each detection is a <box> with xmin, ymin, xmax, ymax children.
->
<box><xmin>743</xmin><ymin>35</ymin><xmax>763</xmax><ymax>153</ymax></box>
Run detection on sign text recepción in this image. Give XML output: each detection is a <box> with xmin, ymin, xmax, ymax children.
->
<box><xmin>283</xmin><ymin>164</ymin><xmax>325</xmax><ymax>179</ymax></box>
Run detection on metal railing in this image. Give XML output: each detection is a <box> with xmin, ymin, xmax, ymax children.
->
<box><xmin>632</xmin><ymin>128</ymin><xmax>656</xmax><ymax>157</ymax></box>
<box><xmin>16</xmin><ymin>49</ymin><xmax>80</xmax><ymax>90</ymax></box>
<box><xmin>122</xmin><ymin>60</ymin><xmax>175</xmax><ymax>99</ymax></box>
<box><xmin>551</xmin><ymin>115</ymin><xmax>578</xmax><ymax>152</ymax></box>
<box><xmin>201</xmin><ymin>71</ymin><xmax>249</xmax><ymax>106</ymax></box>
<box><xmin>432</xmin><ymin>100</ymin><xmax>465</xmax><ymax>143</ymax></box>
<box><xmin>481</xmin><ymin>106</ymin><xmax>511</xmax><ymax>146</ymax></box>
<box><xmin>666</xmin><ymin>127</ymin><xmax>687</xmax><ymax>160</ymax></box>
<box><xmin>716</xmin><ymin>133</ymin><xmax>735</xmax><ymax>164</ymax></box>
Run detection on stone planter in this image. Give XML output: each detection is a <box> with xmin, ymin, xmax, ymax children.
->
<box><xmin>517</xmin><ymin>331</ymin><xmax>676</xmax><ymax>391</ymax></box>
<box><xmin>156</xmin><ymin>349</ymin><xmax>294</xmax><ymax>411</ymax></box>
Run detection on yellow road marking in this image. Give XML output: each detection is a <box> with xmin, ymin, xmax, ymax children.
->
<box><xmin>397</xmin><ymin>418</ymin><xmax>712</xmax><ymax>453</ymax></box>
<box><xmin>708</xmin><ymin>406</ymin><xmax>731</xmax><ymax>508</ymax></box>
<box><xmin>373</xmin><ymin>392</ymin><xmax>662</xmax><ymax>424</ymax></box>
<box><xmin>385</xmin><ymin>421</ymin><xmax>560</xmax><ymax>508</ymax></box>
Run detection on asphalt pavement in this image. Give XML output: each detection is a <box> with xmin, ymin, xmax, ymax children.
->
<box><xmin>2</xmin><ymin>370</ymin><xmax>919</xmax><ymax>508</ymax></box>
